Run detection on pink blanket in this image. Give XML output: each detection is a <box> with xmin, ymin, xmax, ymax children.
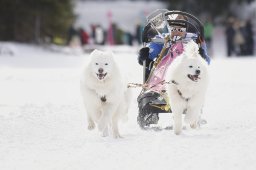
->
<box><xmin>147</xmin><ymin>42</ymin><xmax>184</xmax><ymax>93</ymax></box>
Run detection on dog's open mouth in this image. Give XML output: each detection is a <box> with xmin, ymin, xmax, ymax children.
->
<box><xmin>97</xmin><ymin>73</ymin><xmax>107</xmax><ymax>80</ymax></box>
<box><xmin>188</xmin><ymin>74</ymin><xmax>200</xmax><ymax>82</ymax></box>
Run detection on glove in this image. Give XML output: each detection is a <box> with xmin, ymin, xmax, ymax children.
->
<box><xmin>138</xmin><ymin>47</ymin><xmax>150</xmax><ymax>65</ymax></box>
<box><xmin>199</xmin><ymin>47</ymin><xmax>211</xmax><ymax>65</ymax></box>
<box><xmin>198</xmin><ymin>47</ymin><xmax>206</xmax><ymax>60</ymax></box>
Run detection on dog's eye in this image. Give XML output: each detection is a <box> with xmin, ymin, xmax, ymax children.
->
<box><xmin>189</xmin><ymin>65</ymin><xmax>193</xmax><ymax>68</ymax></box>
<box><xmin>105</xmin><ymin>63</ymin><xmax>108</xmax><ymax>65</ymax></box>
<box><xmin>95</xmin><ymin>63</ymin><xmax>98</xmax><ymax>65</ymax></box>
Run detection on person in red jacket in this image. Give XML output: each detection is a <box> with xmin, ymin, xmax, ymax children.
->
<box><xmin>79</xmin><ymin>28</ymin><xmax>90</xmax><ymax>46</ymax></box>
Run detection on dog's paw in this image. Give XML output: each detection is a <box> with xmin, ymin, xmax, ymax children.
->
<box><xmin>184</xmin><ymin>115</ymin><xmax>192</xmax><ymax>124</ymax></box>
<box><xmin>101</xmin><ymin>128</ymin><xmax>109</xmax><ymax>137</ymax></box>
<box><xmin>174</xmin><ymin>124</ymin><xmax>182</xmax><ymax>135</ymax></box>
<box><xmin>98</xmin><ymin>117</ymin><xmax>110</xmax><ymax>132</ymax></box>
<box><xmin>190</xmin><ymin>122</ymin><xmax>198</xmax><ymax>129</ymax></box>
<box><xmin>174</xmin><ymin>129</ymin><xmax>182</xmax><ymax>135</ymax></box>
<box><xmin>113</xmin><ymin>132</ymin><xmax>123</xmax><ymax>139</ymax></box>
<box><xmin>98</xmin><ymin>122</ymin><xmax>106</xmax><ymax>132</ymax></box>
<box><xmin>87</xmin><ymin>122</ymin><xmax>95</xmax><ymax>130</ymax></box>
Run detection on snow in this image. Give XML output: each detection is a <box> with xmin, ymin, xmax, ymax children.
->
<box><xmin>0</xmin><ymin>42</ymin><xmax>256</xmax><ymax>170</ymax></box>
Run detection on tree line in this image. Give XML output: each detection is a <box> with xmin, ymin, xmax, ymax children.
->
<box><xmin>0</xmin><ymin>0</ymin><xmax>74</xmax><ymax>43</ymax></box>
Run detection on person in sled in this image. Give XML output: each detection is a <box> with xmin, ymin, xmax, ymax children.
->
<box><xmin>138</xmin><ymin>14</ymin><xmax>211</xmax><ymax>81</ymax></box>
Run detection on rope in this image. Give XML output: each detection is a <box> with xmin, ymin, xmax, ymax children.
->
<box><xmin>127</xmin><ymin>83</ymin><xmax>148</xmax><ymax>89</ymax></box>
<box><xmin>127</xmin><ymin>80</ymin><xmax>173</xmax><ymax>89</ymax></box>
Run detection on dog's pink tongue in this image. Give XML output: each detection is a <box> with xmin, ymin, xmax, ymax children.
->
<box><xmin>98</xmin><ymin>75</ymin><xmax>103</xmax><ymax>79</ymax></box>
<box><xmin>194</xmin><ymin>75</ymin><xmax>200</xmax><ymax>80</ymax></box>
<box><xmin>188</xmin><ymin>74</ymin><xmax>200</xmax><ymax>82</ymax></box>
<box><xmin>97</xmin><ymin>73</ymin><xmax>106</xmax><ymax>80</ymax></box>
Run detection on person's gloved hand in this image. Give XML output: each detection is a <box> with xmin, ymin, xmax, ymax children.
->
<box><xmin>138</xmin><ymin>47</ymin><xmax>150</xmax><ymax>65</ymax></box>
<box><xmin>198</xmin><ymin>47</ymin><xmax>205</xmax><ymax>59</ymax></box>
<box><xmin>199</xmin><ymin>46</ymin><xmax>211</xmax><ymax>65</ymax></box>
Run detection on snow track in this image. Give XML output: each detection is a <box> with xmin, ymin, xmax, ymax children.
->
<box><xmin>0</xmin><ymin>44</ymin><xmax>256</xmax><ymax>170</ymax></box>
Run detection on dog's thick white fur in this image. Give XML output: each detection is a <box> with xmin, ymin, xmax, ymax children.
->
<box><xmin>80</xmin><ymin>49</ymin><xmax>131</xmax><ymax>138</ymax></box>
<box><xmin>166</xmin><ymin>40</ymin><xmax>209</xmax><ymax>135</ymax></box>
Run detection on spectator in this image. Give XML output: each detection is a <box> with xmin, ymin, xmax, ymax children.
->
<box><xmin>123</xmin><ymin>32</ymin><xmax>133</xmax><ymax>46</ymax></box>
<box><xmin>90</xmin><ymin>24</ymin><xmax>96</xmax><ymax>42</ymax></box>
<box><xmin>114</xmin><ymin>25</ymin><xmax>124</xmax><ymax>45</ymax></box>
<box><xmin>67</xmin><ymin>25</ymin><xmax>78</xmax><ymax>46</ymax></box>
<box><xmin>95</xmin><ymin>25</ymin><xmax>105</xmax><ymax>45</ymax></box>
<box><xmin>244</xmin><ymin>20</ymin><xmax>254</xmax><ymax>55</ymax></box>
<box><xmin>233</xmin><ymin>20</ymin><xmax>246</xmax><ymax>56</ymax></box>
<box><xmin>135</xmin><ymin>23</ymin><xmax>143</xmax><ymax>45</ymax></box>
<box><xmin>79</xmin><ymin>28</ymin><xmax>90</xmax><ymax>46</ymax></box>
<box><xmin>225</xmin><ymin>18</ymin><xmax>235</xmax><ymax>57</ymax></box>
<box><xmin>204</xmin><ymin>18</ymin><xmax>214</xmax><ymax>55</ymax></box>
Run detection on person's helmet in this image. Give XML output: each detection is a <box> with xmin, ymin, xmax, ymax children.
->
<box><xmin>166</xmin><ymin>14</ymin><xmax>188</xmax><ymax>31</ymax></box>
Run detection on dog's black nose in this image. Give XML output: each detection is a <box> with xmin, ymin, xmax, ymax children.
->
<box><xmin>195</xmin><ymin>69</ymin><xmax>200</xmax><ymax>75</ymax></box>
<box><xmin>98</xmin><ymin>68</ymin><xmax>104</xmax><ymax>73</ymax></box>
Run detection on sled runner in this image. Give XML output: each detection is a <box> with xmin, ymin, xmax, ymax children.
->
<box><xmin>136</xmin><ymin>10</ymin><xmax>206</xmax><ymax>129</ymax></box>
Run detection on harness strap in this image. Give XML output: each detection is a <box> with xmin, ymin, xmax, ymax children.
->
<box><xmin>171</xmin><ymin>80</ymin><xmax>179</xmax><ymax>85</ymax></box>
<box><xmin>128</xmin><ymin>79</ymin><xmax>190</xmax><ymax>101</ymax></box>
<box><xmin>177</xmin><ymin>90</ymin><xmax>190</xmax><ymax>101</ymax></box>
<box><xmin>100</xmin><ymin>95</ymin><xmax>106</xmax><ymax>102</ymax></box>
<box><xmin>171</xmin><ymin>80</ymin><xmax>190</xmax><ymax>101</ymax></box>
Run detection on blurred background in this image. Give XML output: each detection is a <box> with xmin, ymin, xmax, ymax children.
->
<box><xmin>0</xmin><ymin>0</ymin><xmax>255</xmax><ymax>57</ymax></box>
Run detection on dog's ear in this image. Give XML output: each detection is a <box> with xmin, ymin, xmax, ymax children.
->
<box><xmin>105</xmin><ymin>50</ymin><xmax>114</xmax><ymax>57</ymax></box>
<box><xmin>90</xmin><ymin>49</ymin><xmax>102</xmax><ymax>57</ymax></box>
<box><xmin>184</xmin><ymin>40</ymin><xmax>199</xmax><ymax>58</ymax></box>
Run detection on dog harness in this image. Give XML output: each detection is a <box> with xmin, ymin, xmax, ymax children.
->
<box><xmin>100</xmin><ymin>95</ymin><xmax>106</xmax><ymax>102</ymax></box>
<box><xmin>171</xmin><ymin>80</ymin><xmax>190</xmax><ymax>101</ymax></box>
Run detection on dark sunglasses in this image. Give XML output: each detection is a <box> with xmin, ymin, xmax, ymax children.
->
<box><xmin>171</xmin><ymin>27</ymin><xmax>186</xmax><ymax>32</ymax></box>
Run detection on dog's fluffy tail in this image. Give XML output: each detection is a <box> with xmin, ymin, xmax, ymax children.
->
<box><xmin>184</xmin><ymin>40</ymin><xmax>199</xmax><ymax>58</ymax></box>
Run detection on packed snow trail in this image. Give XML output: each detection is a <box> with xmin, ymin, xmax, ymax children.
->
<box><xmin>0</xmin><ymin>44</ymin><xmax>256</xmax><ymax>170</ymax></box>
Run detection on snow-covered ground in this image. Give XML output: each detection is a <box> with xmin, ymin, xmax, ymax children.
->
<box><xmin>0</xmin><ymin>43</ymin><xmax>256</xmax><ymax>170</ymax></box>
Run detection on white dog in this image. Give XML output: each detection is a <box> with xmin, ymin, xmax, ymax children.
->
<box><xmin>166</xmin><ymin>40</ymin><xmax>209</xmax><ymax>135</ymax></box>
<box><xmin>80</xmin><ymin>49</ymin><xmax>131</xmax><ymax>138</ymax></box>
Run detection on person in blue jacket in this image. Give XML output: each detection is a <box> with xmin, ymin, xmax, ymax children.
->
<box><xmin>138</xmin><ymin>14</ymin><xmax>211</xmax><ymax>81</ymax></box>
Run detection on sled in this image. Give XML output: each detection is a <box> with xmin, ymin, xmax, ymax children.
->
<box><xmin>137</xmin><ymin>10</ymin><xmax>205</xmax><ymax>129</ymax></box>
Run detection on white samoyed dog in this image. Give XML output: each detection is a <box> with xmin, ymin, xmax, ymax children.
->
<box><xmin>80</xmin><ymin>49</ymin><xmax>132</xmax><ymax>138</ymax></box>
<box><xmin>166</xmin><ymin>40</ymin><xmax>209</xmax><ymax>135</ymax></box>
